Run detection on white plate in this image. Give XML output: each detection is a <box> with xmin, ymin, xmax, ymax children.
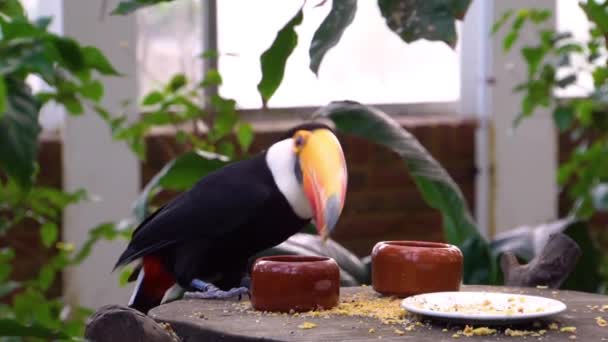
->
<box><xmin>401</xmin><ymin>291</ymin><xmax>567</xmax><ymax>325</ymax></box>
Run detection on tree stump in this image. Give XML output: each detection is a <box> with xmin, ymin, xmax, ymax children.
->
<box><xmin>85</xmin><ymin>305</ymin><xmax>178</xmax><ymax>342</ymax></box>
<box><xmin>500</xmin><ymin>233</ymin><xmax>581</xmax><ymax>288</ymax></box>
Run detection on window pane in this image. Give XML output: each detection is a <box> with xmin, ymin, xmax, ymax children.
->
<box><xmin>217</xmin><ymin>0</ymin><xmax>460</xmax><ymax>109</ymax></box>
<box><xmin>137</xmin><ymin>0</ymin><xmax>203</xmax><ymax>98</ymax></box>
<box><xmin>556</xmin><ymin>0</ymin><xmax>596</xmax><ymax>98</ymax></box>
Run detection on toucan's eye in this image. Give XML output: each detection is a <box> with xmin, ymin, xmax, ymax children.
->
<box><xmin>295</xmin><ymin>135</ymin><xmax>305</xmax><ymax>147</ymax></box>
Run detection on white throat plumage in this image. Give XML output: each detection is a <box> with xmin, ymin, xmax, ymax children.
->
<box><xmin>266</xmin><ymin>138</ymin><xmax>312</xmax><ymax>219</ymax></box>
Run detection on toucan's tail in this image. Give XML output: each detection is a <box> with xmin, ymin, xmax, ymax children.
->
<box><xmin>127</xmin><ymin>255</ymin><xmax>176</xmax><ymax>314</ymax></box>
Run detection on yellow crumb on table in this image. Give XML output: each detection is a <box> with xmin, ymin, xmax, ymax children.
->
<box><xmin>299</xmin><ymin>291</ymin><xmax>408</xmax><ymax>325</ymax></box>
<box><xmin>393</xmin><ymin>329</ymin><xmax>405</xmax><ymax>336</ymax></box>
<box><xmin>548</xmin><ymin>322</ymin><xmax>559</xmax><ymax>330</ymax></box>
<box><xmin>368</xmin><ymin>328</ymin><xmax>376</xmax><ymax>334</ymax></box>
<box><xmin>462</xmin><ymin>325</ymin><xmax>496</xmax><ymax>337</ymax></box>
<box><xmin>297</xmin><ymin>322</ymin><xmax>317</xmax><ymax>329</ymax></box>
<box><xmin>596</xmin><ymin>316</ymin><xmax>608</xmax><ymax>327</ymax></box>
<box><xmin>560</xmin><ymin>326</ymin><xmax>577</xmax><ymax>333</ymax></box>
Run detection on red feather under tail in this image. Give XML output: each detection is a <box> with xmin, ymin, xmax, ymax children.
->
<box><xmin>128</xmin><ymin>255</ymin><xmax>175</xmax><ymax>313</ymax></box>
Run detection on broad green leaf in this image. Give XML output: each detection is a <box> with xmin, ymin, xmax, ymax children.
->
<box><xmin>142</xmin><ymin>91</ymin><xmax>164</xmax><ymax>106</ymax></box>
<box><xmin>217</xmin><ymin>141</ymin><xmax>236</xmax><ymax>159</ymax></box>
<box><xmin>201</xmin><ymin>69</ymin><xmax>222</xmax><ymax>87</ymax></box>
<box><xmin>492</xmin><ymin>9</ymin><xmax>514</xmax><ymax>34</ymax></box>
<box><xmin>82</xmin><ymin>46</ymin><xmax>120</xmax><ymax>76</ymax></box>
<box><xmin>580</xmin><ymin>1</ymin><xmax>608</xmax><ymax>34</ymax></box>
<box><xmin>553</xmin><ymin>106</ymin><xmax>574</xmax><ymax>132</ymax></box>
<box><xmin>0</xmin><ymin>319</ymin><xmax>69</xmax><ymax>339</ymax></box>
<box><xmin>50</xmin><ymin>36</ymin><xmax>85</xmax><ymax>72</ymax></box>
<box><xmin>80</xmin><ymin>80</ymin><xmax>104</xmax><ymax>102</ymax></box>
<box><xmin>60</xmin><ymin>94</ymin><xmax>84</xmax><ymax>115</ymax></box>
<box><xmin>40</xmin><ymin>222</ymin><xmax>58</xmax><ymax>248</ymax></box>
<box><xmin>167</xmin><ymin>73</ymin><xmax>187</xmax><ymax>92</ymax></box>
<box><xmin>377</xmin><ymin>0</ymin><xmax>468</xmax><ymax>48</ymax></box>
<box><xmin>0</xmin><ymin>79</ymin><xmax>42</xmax><ymax>189</ymax></box>
<box><xmin>592</xmin><ymin>67</ymin><xmax>608</xmax><ymax>87</ymax></box>
<box><xmin>309</xmin><ymin>0</ymin><xmax>357</xmax><ymax>75</ymax></box>
<box><xmin>133</xmin><ymin>150</ymin><xmax>230</xmax><ymax>221</ymax></box>
<box><xmin>112</xmin><ymin>0</ymin><xmax>175</xmax><ymax>15</ymax></box>
<box><xmin>257</xmin><ymin>6</ymin><xmax>303</xmax><ymax>107</ymax></box>
<box><xmin>210</xmin><ymin>95</ymin><xmax>237</xmax><ymax>141</ymax></box>
<box><xmin>522</xmin><ymin>46</ymin><xmax>546</xmax><ymax>77</ymax></box>
<box><xmin>37</xmin><ymin>264</ymin><xmax>55</xmax><ymax>291</ymax></box>
<box><xmin>159</xmin><ymin>150</ymin><xmax>230</xmax><ymax>191</ymax></box>
<box><xmin>313</xmin><ymin>101</ymin><xmax>496</xmax><ymax>284</ymax></box>
<box><xmin>236</xmin><ymin>122</ymin><xmax>254</xmax><ymax>152</ymax></box>
<box><xmin>0</xmin><ymin>0</ymin><xmax>25</xmax><ymax>18</ymax></box>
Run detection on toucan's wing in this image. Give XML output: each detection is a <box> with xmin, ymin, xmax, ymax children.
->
<box><xmin>114</xmin><ymin>159</ymin><xmax>273</xmax><ymax>269</ymax></box>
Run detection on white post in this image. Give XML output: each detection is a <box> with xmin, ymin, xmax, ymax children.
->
<box><xmin>489</xmin><ymin>0</ymin><xmax>558</xmax><ymax>236</ymax></box>
<box><xmin>61</xmin><ymin>0</ymin><xmax>140</xmax><ymax>309</ymax></box>
<box><xmin>461</xmin><ymin>0</ymin><xmax>558</xmax><ymax>238</ymax></box>
<box><xmin>460</xmin><ymin>0</ymin><xmax>493</xmax><ymax>238</ymax></box>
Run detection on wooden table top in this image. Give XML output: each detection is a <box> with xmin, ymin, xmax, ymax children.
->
<box><xmin>150</xmin><ymin>285</ymin><xmax>608</xmax><ymax>341</ymax></box>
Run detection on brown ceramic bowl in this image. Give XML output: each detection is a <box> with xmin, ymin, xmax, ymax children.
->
<box><xmin>371</xmin><ymin>240</ymin><xmax>463</xmax><ymax>297</ymax></box>
<box><xmin>250</xmin><ymin>255</ymin><xmax>340</xmax><ymax>312</ymax></box>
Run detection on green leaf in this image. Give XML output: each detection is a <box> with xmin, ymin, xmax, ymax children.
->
<box><xmin>0</xmin><ymin>76</ymin><xmax>6</xmax><ymax>117</ymax></box>
<box><xmin>210</xmin><ymin>96</ymin><xmax>237</xmax><ymax>141</ymax></box>
<box><xmin>377</xmin><ymin>0</ymin><xmax>467</xmax><ymax>49</ymax></box>
<box><xmin>0</xmin><ymin>319</ymin><xmax>69</xmax><ymax>339</ymax></box>
<box><xmin>167</xmin><ymin>73</ymin><xmax>187</xmax><ymax>92</ymax></box>
<box><xmin>503</xmin><ymin>31</ymin><xmax>518</xmax><ymax>51</ymax></box>
<box><xmin>82</xmin><ymin>46</ymin><xmax>120</xmax><ymax>76</ymax></box>
<box><xmin>200</xmin><ymin>69</ymin><xmax>222</xmax><ymax>87</ymax></box>
<box><xmin>80</xmin><ymin>80</ymin><xmax>104</xmax><ymax>102</ymax></box>
<box><xmin>51</xmin><ymin>36</ymin><xmax>85</xmax><ymax>72</ymax></box>
<box><xmin>112</xmin><ymin>0</ymin><xmax>174</xmax><ymax>15</ymax></box>
<box><xmin>592</xmin><ymin>67</ymin><xmax>608</xmax><ymax>87</ymax></box>
<box><xmin>580</xmin><ymin>1</ymin><xmax>608</xmax><ymax>34</ymax></box>
<box><xmin>592</xmin><ymin>183</ymin><xmax>608</xmax><ymax>212</ymax></box>
<box><xmin>37</xmin><ymin>264</ymin><xmax>55</xmax><ymax>291</ymax></box>
<box><xmin>0</xmin><ymin>79</ymin><xmax>42</xmax><ymax>189</ymax></box>
<box><xmin>158</xmin><ymin>150</ymin><xmax>230</xmax><ymax>191</ymax></box>
<box><xmin>553</xmin><ymin>106</ymin><xmax>574</xmax><ymax>132</ymax></box>
<box><xmin>522</xmin><ymin>46</ymin><xmax>546</xmax><ymax>77</ymax></box>
<box><xmin>0</xmin><ymin>0</ymin><xmax>26</xmax><ymax>18</ymax></box>
<box><xmin>257</xmin><ymin>6</ymin><xmax>303</xmax><ymax>107</ymax></box>
<box><xmin>142</xmin><ymin>91</ymin><xmax>164</xmax><ymax>106</ymax></box>
<box><xmin>40</xmin><ymin>222</ymin><xmax>58</xmax><ymax>248</ymax></box>
<box><xmin>314</xmin><ymin>101</ymin><xmax>495</xmax><ymax>284</ymax></box>
<box><xmin>60</xmin><ymin>94</ymin><xmax>84</xmax><ymax>115</ymax></box>
<box><xmin>309</xmin><ymin>0</ymin><xmax>357</xmax><ymax>75</ymax></box>
<box><xmin>236</xmin><ymin>122</ymin><xmax>254</xmax><ymax>152</ymax></box>
<box><xmin>492</xmin><ymin>9</ymin><xmax>514</xmax><ymax>34</ymax></box>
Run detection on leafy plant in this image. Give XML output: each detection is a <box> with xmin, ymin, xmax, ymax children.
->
<box><xmin>491</xmin><ymin>2</ymin><xmax>608</xmax><ymax>291</ymax></box>
<box><xmin>0</xmin><ymin>1</ymin><xmax>128</xmax><ymax>339</ymax></box>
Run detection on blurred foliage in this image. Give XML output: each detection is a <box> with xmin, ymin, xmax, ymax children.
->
<box><xmin>493</xmin><ymin>2</ymin><xmax>608</xmax><ymax>292</ymax></box>
<box><xmin>0</xmin><ymin>1</ymin><xmax>128</xmax><ymax>340</ymax></box>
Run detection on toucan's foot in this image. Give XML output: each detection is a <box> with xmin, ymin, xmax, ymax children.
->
<box><xmin>184</xmin><ymin>279</ymin><xmax>250</xmax><ymax>300</ymax></box>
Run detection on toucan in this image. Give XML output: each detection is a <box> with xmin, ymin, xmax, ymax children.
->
<box><xmin>114</xmin><ymin>122</ymin><xmax>348</xmax><ymax>313</ymax></box>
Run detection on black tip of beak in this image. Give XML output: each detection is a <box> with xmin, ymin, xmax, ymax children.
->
<box><xmin>325</xmin><ymin>194</ymin><xmax>341</xmax><ymax>236</ymax></box>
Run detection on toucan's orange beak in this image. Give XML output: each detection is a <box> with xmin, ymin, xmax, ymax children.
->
<box><xmin>298</xmin><ymin>129</ymin><xmax>347</xmax><ymax>240</ymax></box>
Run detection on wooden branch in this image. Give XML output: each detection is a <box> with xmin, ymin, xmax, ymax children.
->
<box><xmin>500</xmin><ymin>233</ymin><xmax>581</xmax><ymax>289</ymax></box>
<box><xmin>85</xmin><ymin>305</ymin><xmax>178</xmax><ymax>342</ymax></box>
